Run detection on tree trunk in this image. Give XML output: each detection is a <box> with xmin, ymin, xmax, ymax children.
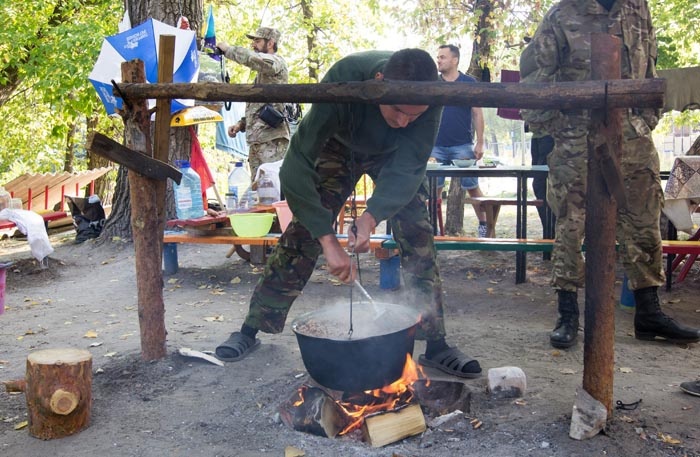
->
<box><xmin>86</xmin><ymin>113</ymin><xmax>114</xmax><ymax>202</ymax></box>
<box><xmin>102</xmin><ymin>0</ymin><xmax>202</xmax><ymax>241</ymax></box>
<box><xmin>446</xmin><ymin>0</ymin><xmax>494</xmax><ymax>234</ymax></box>
<box><xmin>300</xmin><ymin>0</ymin><xmax>320</xmax><ymax>82</ymax></box>
<box><xmin>445</xmin><ymin>180</ymin><xmax>466</xmax><ymax>235</ymax></box>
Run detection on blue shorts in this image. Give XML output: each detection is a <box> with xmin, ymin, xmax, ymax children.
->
<box><xmin>431</xmin><ymin>144</ymin><xmax>478</xmax><ymax>190</ymax></box>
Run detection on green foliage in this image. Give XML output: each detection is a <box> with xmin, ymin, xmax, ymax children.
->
<box><xmin>649</xmin><ymin>0</ymin><xmax>700</xmax><ymax>69</ymax></box>
<box><xmin>0</xmin><ymin>0</ymin><xmax>120</xmax><ymax>182</ymax></box>
<box><xmin>1</xmin><ymin>0</ymin><xmax>698</xmax><ymax>188</ymax></box>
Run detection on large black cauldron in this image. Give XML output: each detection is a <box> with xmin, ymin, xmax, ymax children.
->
<box><xmin>292</xmin><ymin>302</ymin><xmax>419</xmax><ymax>392</ymax></box>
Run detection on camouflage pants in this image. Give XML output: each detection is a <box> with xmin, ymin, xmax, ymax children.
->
<box><xmin>248</xmin><ymin>137</ymin><xmax>289</xmax><ymax>179</ymax></box>
<box><xmin>548</xmin><ymin>117</ymin><xmax>665</xmax><ymax>292</ymax></box>
<box><xmin>244</xmin><ymin>138</ymin><xmax>446</xmax><ymax>340</ymax></box>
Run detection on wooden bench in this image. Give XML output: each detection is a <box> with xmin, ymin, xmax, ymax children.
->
<box><xmin>465</xmin><ymin>197</ymin><xmax>544</xmax><ymax>238</ymax></box>
<box><xmin>162</xmin><ymin>231</ymin><xmax>392</xmax><ymax>275</ymax></box>
<box><xmin>382</xmin><ymin>236</ymin><xmax>700</xmax><ymax>288</ymax></box>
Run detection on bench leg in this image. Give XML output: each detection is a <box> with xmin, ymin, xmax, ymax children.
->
<box><xmin>163</xmin><ymin>243</ymin><xmax>179</xmax><ymax>275</ymax></box>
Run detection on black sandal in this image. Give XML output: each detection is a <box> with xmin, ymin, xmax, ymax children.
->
<box><xmin>418</xmin><ymin>347</ymin><xmax>482</xmax><ymax>378</ymax></box>
<box><xmin>215</xmin><ymin>332</ymin><xmax>260</xmax><ymax>362</ymax></box>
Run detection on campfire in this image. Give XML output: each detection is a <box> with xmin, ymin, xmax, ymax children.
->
<box><xmin>280</xmin><ymin>354</ymin><xmax>471</xmax><ymax>447</ymax></box>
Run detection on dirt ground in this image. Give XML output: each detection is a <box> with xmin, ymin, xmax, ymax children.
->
<box><xmin>1</xmin><ymin>215</ymin><xmax>700</xmax><ymax>457</ymax></box>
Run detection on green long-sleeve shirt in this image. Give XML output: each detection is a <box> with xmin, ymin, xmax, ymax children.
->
<box><xmin>279</xmin><ymin>50</ymin><xmax>442</xmax><ymax>239</ymax></box>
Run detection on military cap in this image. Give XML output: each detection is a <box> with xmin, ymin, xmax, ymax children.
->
<box><xmin>246</xmin><ymin>27</ymin><xmax>281</xmax><ymax>43</ymax></box>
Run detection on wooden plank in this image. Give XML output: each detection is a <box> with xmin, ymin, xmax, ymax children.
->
<box><xmin>87</xmin><ymin>132</ymin><xmax>181</xmax><ymax>184</ymax></box>
<box><xmin>162</xmin><ymin>232</ymin><xmax>390</xmax><ymax>250</ymax></box>
<box><xmin>116</xmin><ymin>79</ymin><xmax>665</xmax><ymax>110</ymax></box>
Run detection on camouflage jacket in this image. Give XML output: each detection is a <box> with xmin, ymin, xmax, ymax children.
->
<box><xmin>519</xmin><ymin>0</ymin><xmax>659</xmax><ymax>137</ymax></box>
<box><xmin>223</xmin><ymin>46</ymin><xmax>290</xmax><ymax>144</ymax></box>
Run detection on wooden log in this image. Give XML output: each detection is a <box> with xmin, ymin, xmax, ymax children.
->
<box><xmin>25</xmin><ymin>348</ymin><xmax>92</xmax><ymax>440</ymax></box>
<box><xmin>583</xmin><ymin>33</ymin><xmax>622</xmax><ymax>417</ymax></box>
<box><xmin>278</xmin><ymin>386</ymin><xmax>349</xmax><ymax>438</ymax></box>
<box><xmin>122</xmin><ymin>59</ymin><xmax>167</xmax><ymax>361</ymax></box>
<box><xmin>116</xmin><ymin>79</ymin><xmax>665</xmax><ymax>109</ymax></box>
<box><xmin>3</xmin><ymin>379</ymin><xmax>26</xmax><ymax>393</ymax></box>
<box><xmin>361</xmin><ymin>403</ymin><xmax>426</xmax><ymax>448</ymax></box>
<box><xmin>86</xmin><ymin>132</ymin><xmax>181</xmax><ymax>183</ymax></box>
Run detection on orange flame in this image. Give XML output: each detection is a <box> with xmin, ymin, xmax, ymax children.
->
<box><xmin>335</xmin><ymin>354</ymin><xmax>427</xmax><ymax>435</ymax></box>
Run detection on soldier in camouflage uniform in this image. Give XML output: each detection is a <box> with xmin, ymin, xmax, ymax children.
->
<box><xmin>218</xmin><ymin>27</ymin><xmax>290</xmax><ymax>178</ymax></box>
<box><xmin>215</xmin><ymin>49</ymin><xmax>482</xmax><ymax>379</ymax></box>
<box><xmin>520</xmin><ymin>0</ymin><xmax>700</xmax><ymax>348</ymax></box>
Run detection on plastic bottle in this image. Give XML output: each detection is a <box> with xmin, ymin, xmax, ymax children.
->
<box><xmin>0</xmin><ymin>187</ymin><xmax>10</xmax><ymax>211</ymax></box>
<box><xmin>256</xmin><ymin>170</ymin><xmax>279</xmax><ymax>205</ymax></box>
<box><xmin>228</xmin><ymin>162</ymin><xmax>250</xmax><ymax>211</ymax></box>
<box><xmin>173</xmin><ymin>160</ymin><xmax>205</xmax><ymax>219</ymax></box>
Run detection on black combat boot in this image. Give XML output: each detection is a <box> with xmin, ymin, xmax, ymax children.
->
<box><xmin>634</xmin><ymin>286</ymin><xmax>700</xmax><ymax>343</ymax></box>
<box><xmin>550</xmin><ymin>290</ymin><xmax>580</xmax><ymax>349</ymax></box>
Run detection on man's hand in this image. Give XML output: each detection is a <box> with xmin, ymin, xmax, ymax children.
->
<box><xmin>216</xmin><ymin>42</ymin><xmax>230</xmax><ymax>54</ymax></box>
<box><xmin>347</xmin><ymin>211</ymin><xmax>377</xmax><ymax>254</ymax></box>
<box><xmin>228</xmin><ymin>121</ymin><xmax>242</xmax><ymax>138</ymax></box>
<box><xmin>474</xmin><ymin>142</ymin><xmax>485</xmax><ymax>160</ymax></box>
<box><xmin>318</xmin><ymin>234</ymin><xmax>355</xmax><ymax>283</ymax></box>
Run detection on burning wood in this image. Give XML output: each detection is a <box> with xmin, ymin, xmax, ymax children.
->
<box><xmin>278</xmin><ymin>386</ymin><xmax>349</xmax><ymax>438</ymax></box>
<box><xmin>362</xmin><ymin>403</ymin><xmax>426</xmax><ymax>448</ymax></box>
<box><xmin>280</xmin><ymin>355</ymin><xmax>433</xmax><ymax>446</ymax></box>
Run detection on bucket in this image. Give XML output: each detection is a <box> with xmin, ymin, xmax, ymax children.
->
<box><xmin>379</xmin><ymin>255</ymin><xmax>401</xmax><ymax>290</ymax></box>
<box><xmin>272</xmin><ymin>200</ymin><xmax>293</xmax><ymax>232</ymax></box>
<box><xmin>619</xmin><ymin>274</ymin><xmax>635</xmax><ymax>310</ymax></box>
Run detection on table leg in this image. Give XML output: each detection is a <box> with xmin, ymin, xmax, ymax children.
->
<box><xmin>429</xmin><ymin>177</ymin><xmax>439</xmax><ymax>236</ymax></box>
<box><xmin>515</xmin><ymin>174</ymin><xmax>527</xmax><ymax>284</ymax></box>
<box><xmin>665</xmin><ymin>220</ymin><xmax>677</xmax><ymax>291</ymax></box>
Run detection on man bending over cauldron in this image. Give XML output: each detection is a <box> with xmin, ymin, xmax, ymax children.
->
<box><xmin>215</xmin><ymin>48</ymin><xmax>482</xmax><ymax>379</ymax></box>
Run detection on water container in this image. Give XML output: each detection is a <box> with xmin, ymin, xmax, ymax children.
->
<box><xmin>256</xmin><ymin>170</ymin><xmax>279</xmax><ymax>205</ymax></box>
<box><xmin>228</xmin><ymin>162</ymin><xmax>250</xmax><ymax>210</ymax></box>
<box><xmin>174</xmin><ymin>160</ymin><xmax>205</xmax><ymax>219</ymax></box>
<box><xmin>0</xmin><ymin>186</ymin><xmax>10</xmax><ymax>211</ymax></box>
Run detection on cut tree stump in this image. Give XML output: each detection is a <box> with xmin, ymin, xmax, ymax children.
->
<box><xmin>362</xmin><ymin>403</ymin><xmax>426</xmax><ymax>447</ymax></box>
<box><xmin>25</xmin><ymin>348</ymin><xmax>92</xmax><ymax>440</ymax></box>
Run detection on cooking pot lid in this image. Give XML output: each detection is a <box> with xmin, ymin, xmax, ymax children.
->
<box><xmin>292</xmin><ymin>302</ymin><xmax>419</xmax><ymax>340</ymax></box>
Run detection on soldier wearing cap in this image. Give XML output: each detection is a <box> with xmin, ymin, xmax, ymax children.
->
<box><xmin>217</xmin><ymin>27</ymin><xmax>289</xmax><ymax>178</ymax></box>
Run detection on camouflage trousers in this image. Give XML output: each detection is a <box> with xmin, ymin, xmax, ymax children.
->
<box><xmin>243</xmin><ymin>138</ymin><xmax>446</xmax><ymax>340</ymax></box>
<box><xmin>247</xmin><ymin>137</ymin><xmax>289</xmax><ymax>179</ymax></box>
<box><xmin>548</xmin><ymin>117</ymin><xmax>665</xmax><ymax>292</ymax></box>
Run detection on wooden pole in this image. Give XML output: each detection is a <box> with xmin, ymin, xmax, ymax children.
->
<box><xmin>122</xmin><ymin>53</ymin><xmax>168</xmax><ymax>360</ymax></box>
<box><xmin>582</xmin><ymin>33</ymin><xmax>623</xmax><ymax>417</ymax></box>
<box><xmin>116</xmin><ymin>79</ymin><xmax>664</xmax><ymax>110</ymax></box>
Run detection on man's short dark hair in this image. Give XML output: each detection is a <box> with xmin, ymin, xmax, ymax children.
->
<box><xmin>383</xmin><ymin>48</ymin><xmax>438</xmax><ymax>82</ymax></box>
<box><xmin>438</xmin><ymin>44</ymin><xmax>460</xmax><ymax>62</ymax></box>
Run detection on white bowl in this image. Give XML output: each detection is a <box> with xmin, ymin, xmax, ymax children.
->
<box><xmin>453</xmin><ymin>159</ymin><xmax>476</xmax><ymax>167</ymax></box>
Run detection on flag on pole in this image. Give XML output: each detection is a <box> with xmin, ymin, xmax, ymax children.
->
<box><xmin>189</xmin><ymin>127</ymin><xmax>215</xmax><ymax>203</ymax></box>
<box><xmin>203</xmin><ymin>5</ymin><xmax>221</xmax><ymax>61</ymax></box>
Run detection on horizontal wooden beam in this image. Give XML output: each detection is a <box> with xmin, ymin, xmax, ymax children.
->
<box><xmin>116</xmin><ymin>79</ymin><xmax>665</xmax><ymax>110</ymax></box>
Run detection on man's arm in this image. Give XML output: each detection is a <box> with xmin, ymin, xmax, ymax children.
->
<box><xmin>472</xmin><ymin>107</ymin><xmax>485</xmax><ymax>159</ymax></box>
<box><xmin>217</xmin><ymin>42</ymin><xmax>285</xmax><ymax>75</ymax></box>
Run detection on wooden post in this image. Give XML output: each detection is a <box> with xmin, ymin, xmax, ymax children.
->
<box><xmin>122</xmin><ymin>47</ymin><xmax>170</xmax><ymax>360</ymax></box>
<box><xmin>25</xmin><ymin>348</ymin><xmax>92</xmax><ymax>440</ymax></box>
<box><xmin>583</xmin><ymin>33</ymin><xmax>623</xmax><ymax>417</ymax></box>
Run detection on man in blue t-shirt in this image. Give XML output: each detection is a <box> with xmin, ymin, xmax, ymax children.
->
<box><xmin>431</xmin><ymin>45</ymin><xmax>487</xmax><ymax>237</ymax></box>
